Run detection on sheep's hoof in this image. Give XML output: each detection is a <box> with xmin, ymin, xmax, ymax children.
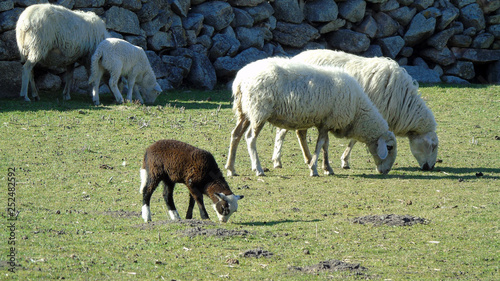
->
<box><xmin>33</xmin><ymin>96</ymin><xmax>40</xmax><ymax>101</ymax></box>
<box><xmin>324</xmin><ymin>169</ymin><xmax>334</xmax><ymax>176</ymax></box>
<box><xmin>273</xmin><ymin>161</ymin><xmax>282</xmax><ymax>169</ymax></box>
<box><xmin>226</xmin><ymin>170</ymin><xmax>238</xmax><ymax>177</ymax></box>
<box><xmin>341</xmin><ymin>161</ymin><xmax>350</xmax><ymax>169</ymax></box>
<box><xmin>23</xmin><ymin>98</ymin><xmax>31</xmax><ymax>102</ymax></box>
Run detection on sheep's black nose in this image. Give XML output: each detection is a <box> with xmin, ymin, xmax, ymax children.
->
<box><xmin>422</xmin><ymin>163</ymin><xmax>433</xmax><ymax>171</ymax></box>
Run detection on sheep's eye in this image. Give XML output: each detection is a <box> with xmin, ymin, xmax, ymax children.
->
<box><xmin>387</xmin><ymin>145</ymin><xmax>394</xmax><ymax>151</ymax></box>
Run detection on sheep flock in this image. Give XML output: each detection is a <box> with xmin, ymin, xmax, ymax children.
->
<box><xmin>13</xmin><ymin>3</ymin><xmax>441</xmax><ymax>222</ymax></box>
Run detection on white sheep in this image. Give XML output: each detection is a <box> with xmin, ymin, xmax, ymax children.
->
<box><xmin>88</xmin><ymin>38</ymin><xmax>162</xmax><ymax>105</ymax></box>
<box><xmin>225</xmin><ymin>57</ymin><xmax>397</xmax><ymax>177</ymax></box>
<box><xmin>16</xmin><ymin>3</ymin><xmax>109</xmax><ymax>102</ymax></box>
<box><xmin>273</xmin><ymin>49</ymin><xmax>439</xmax><ymax>171</ymax></box>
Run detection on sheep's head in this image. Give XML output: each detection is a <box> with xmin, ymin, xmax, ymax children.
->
<box><xmin>408</xmin><ymin>131</ymin><xmax>438</xmax><ymax>171</ymax></box>
<box><xmin>213</xmin><ymin>193</ymin><xmax>244</xmax><ymax>223</ymax></box>
<box><xmin>141</xmin><ymin>74</ymin><xmax>162</xmax><ymax>104</ymax></box>
<box><xmin>367</xmin><ymin>131</ymin><xmax>397</xmax><ymax>174</ymax></box>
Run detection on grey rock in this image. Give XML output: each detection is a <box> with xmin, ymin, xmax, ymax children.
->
<box><xmin>0</xmin><ymin>7</ymin><xmax>23</xmax><ymax>33</ymax></box>
<box><xmin>232</xmin><ymin>8</ymin><xmax>254</xmax><ymax>28</ymax></box>
<box><xmin>272</xmin><ymin>0</ymin><xmax>304</xmax><ymax>24</ymax></box>
<box><xmin>242</xmin><ymin>2</ymin><xmax>274</xmax><ymax>23</ymax></box>
<box><xmin>191</xmin><ymin>1</ymin><xmax>234</xmax><ymax>31</ymax></box>
<box><xmin>338</xmin><ymin>0</ymin><xmax>366</xmax><ymax>23</ymax></box>
<box><xmin>388</xmin><ymin>6</ymin><xmax>416</xmax><ymax>26</ymax></box>
<box><xmin>451</xmin><ymin>0</ymin><xmax>475</xmax><ymax>9</ymax></box>
<box><xmin>472</xmin><ymin>33</ymin><xmax>494</xmax><ymax>49</ymax></box>
<box><xmin>36</xmin><ymin>72</ymin><xmax>62</xmax><ymax>92</ymax></box>
<box><xmin>0</xmin><ymin>61</ymin><xmax>22</xmax><ymax>98</ymax></box>
<box><xmin>156</xmin><ymin>78</ymin><xmax>173</xmax><ymax>91</ymax></box>
<box><xmin>444</xmin><ymin>60</ymin><xmax>475</xmax><ymax>79</ymax></box>
<box><xmin>397</xmin><ymin>0</ymin><xmax>414</xmax><ymax>5</ymax></box>
<box><xmin>148</xmin><ymin>32</ymin><xmax>175</xmax><ymax>51</ymax></box>
<box><xmin>137</xmin><ymin>0</ymin><xmax>163</xmax><ymax>22</ymax></box>
<box><xmin>141</xmin><ymin>9</ymin><xmax>171</xmax><ymax>37</ymax></box>
<box><xmin>402</xmin><ymin>65</ymin><xmax>442</xmax><ymax>83</ymax></box>
<box><xmin>236</xmin><ymin>26</ymin><xmax>268</xmax><ymax>50</ymax></box>
<box><xmin>437</xmin><ymin>6</ymin><xmax>459</xmax><ymax>30</ymax></box>
<box><xmin>201</xmin><ymin>25</ymin><xmax>215</xmax><ymax>38</ymax></box>
<box><xmin>463</xmin><ymin>27</ymin><xmax>477</xmax><ymax>37</ymax></box>
<box><xmin>304</xmin><ymin>0</ymin><xmax>338</xmax><ymax>23</ymax></box>
<box><xmin>459</xmin><ymin>3</ymin><xmax>486</xmax><ymax>30</ymax></box>
<box><xmin>71</xmin><ymin>65</ymin><xmax>90</xmax><ymax>94</ymax></box>
<box><xmin>326</xmin><ymin>29</ymin><xmax>370</xmax><ymax>53</ymax></box>
<box><xmin>449</xmin><ymin>34</ymin><xmax>472</xmax><ymax>47</ymax></box>
<box><xmin>404</xmin><ymin>13</ymin><xmax>436</xmax><ymax>46</ymax></box>
<box><xmin>169</xmin><ymin>0</ymin><xmax>190</xmax><ymax>17</ymax></box>
<box><xmin>162</xmin><ymin>54</ymin><xmax>193</xmax><ymax>87</ymax></box>
<box><xmin>487</xmin><ymin>15</ymin><xmax>500</xmax><ymax>25</ymax></box>
<box><xmin>400</xmin><ymin>46</ymin><xmax>413</xmax><ymax>57</ymax></box>
<box><xmin>397</xmin><ymin>57</ymin><xmax>408</xmax><ymax>65</ymax></box>
<box><xmin>74</xmin><ymin>0</ymin><xmax>104</xmax><ymax>8</ymax></box>
<box><xmin>146</xmin><ymin>51</ymin><xmax>168</xmax><ymax>79</ymax></box>
<box><xmin>170</xmin><ymin>14</ymin><xmax>188</xmax><ymax>48</ymax></box>
<box><xmin>317</xmin><ymin>18</ymin><xmax>346</xmax><ymax>34</ymax></box>
<box><xmin>378</xmin><ymin>36</ymin><xmax>405</xmax><ymax>58</ymax></box>
<box><xmin>377</xmin><ymin>0</ymin><xmax>399</xmax><ymax>12</ymax></box>
<box><xmin>413</xmin><ymin>57</ymin><xmax>430</xmax><ymax>68</ymax></box>
<box><xmin>0</xmin><ymin>30</ymin><xmax>19</xmax><ymax>61</ymax></box>
<box><xmin>56</xmin><ymin>0</ymin><xmax>74</xmax><ymax>9</ymax></box>
<box><xmin>122</xmin><ymin>0</ymin><xmax>142</xmax><ymax>11</ymax></box>
<box><xmin>413</xmin><ymin>0</ymin><xmax>434</xmax><ymax>11</ymax></box>
<box><xmin>105</xmin><ymin>6</ymin><xmax>142</xmax><ymax>35</ymax></box>
<box><xmin>451</xmin><ymin>47</ymin><xmax>500</xmax><ymax>63</ymax></box>
<box><xmin>214</xmin><ymin>47</ymin><xmax>268</xmax><ymax>79</ymax></box>
<box><xmin>182</xmin><ymin>13</ymin><xmax>204</xmax><ymax>35</ymax></box>
<box><xmin>480</xmin><ymin>0</ymin><xmax>500</xmax><ymax>13</ymax></box>
<box><xmin>0</xmin><ymin>1</ymin><xmax>13</xmax><ymax>12</ymax></box>
<box><xmin>272</xmin><ymin>21</ymin><xmax>320</xmax><ymax>48</ymax></box>
<box><xmin>124</xmin><ymin>35</ymin><xmax>147</xmax><ymax>50</ymax></box>
<box><xmin>363</xmin><ymin>44</ymin><xmax>384</xmax><ymax>57</ymax></box>
<box><xmin>420</xmin><ymin>47</ymin><xmax>456</xmax><ymax>66</ymax></box>
<box><xmin>197</xmin><ymin>34</ymin><xmax>212</xmax><ymax>48</ymax></box>
<box><xmin>488</xmin><ymin>24</ymin><xmax>500</xmax><ymax>38</ymax></box>
<box><xmin>420</xmin><ymin>7</ymin><xmax>441</xmax><ymax>19</ymax></box>
<box><xmin>210</xmin><ymin>27</ymin><xmax>241</xmax><ymax>60</ymax></box>
<box><xmin>427</xmin><ymin>28</ymin><xmax>457</xmax><ymax>50</ymax></box>
<box><xmin>441</xmin><ymin>75</ymin><xmax>470</xmax><ymax>84</ymax></box>
<box><xmin>228</xmin><ymin>0</ymin><xmax>265</xmax><ymax>7</ymax></box>
<box><xmin>374</xmin><ymin>12</ymin><xmax>399</xmax><ymax>38</ymax></box>
<box><xmin>356</xmin><ymin>15</ymin><xmax>378</xmax><ymax>38</ymax></box>
<box><xmin>13</xmin><ymin>0</ymin><xmax>49</xmax><ymax>7</ymax></box>
<box><xmin>187</xmin><ymin>53</ymin><xmax>217</xmax><ymax>90</ymax></box>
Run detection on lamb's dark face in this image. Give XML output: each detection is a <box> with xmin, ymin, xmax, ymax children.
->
<box><xmin>408</xmin><ymin>132</ymin><xmax>438</xmax><ymax>171</ymax></box>
<box><xmin>213</xmin><ymin>193</ymin><xmax>244</xmax><ymax>223</ymax></box>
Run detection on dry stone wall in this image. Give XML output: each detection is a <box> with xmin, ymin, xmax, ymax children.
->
<box><xmin>1</xmin><ymin>0</ymin><xmax>499</xmax><ymax>98</ymax></box>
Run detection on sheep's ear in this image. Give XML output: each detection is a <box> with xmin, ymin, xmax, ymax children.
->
<box><xmin>235</xmin><ymin>195</ymin><xmax>244</xmax><ymax>200</ymax></box>
<box><xmin>154</xmin><ymin>83</ymin><xmax>162</xmax><ymax>92</ymax></box>
<box><xmin>377</xmin><ymin>137</ymin><xmax>388</xmax><ymax>160</ymax></box>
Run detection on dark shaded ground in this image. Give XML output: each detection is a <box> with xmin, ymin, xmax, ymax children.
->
<box><xmin>352</xmin><ymin>214</ymin><xmax>429</xmax><ymax>226</ymax></box>
<box><xmin>180</xmin><ymin>227</ymin><xmax>250</xmax><ymax>238</ymax></box>
<box><xmin>241</xmin><ymin>249</ymin><xmax>274</xmax><ymax>258</ymax></box>
<box><xmin>289</xmin><ymin>259</ymin><xmax>367</xmax><ymax>274</ymax></box>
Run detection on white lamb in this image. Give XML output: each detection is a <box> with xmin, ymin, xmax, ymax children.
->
<box><xmin>16</xmin><ymin>3</ymin><xmax>109</xmax><ymax>102</ymax></box>
<box><xmin>273</xmin><ymin>49</ymin><xmax>439</xmax><ymax>171</ymax></box>
<box><xmin>225</xmin><ymin>57</ymin><xmax>397</xmax><ymax>177</ymax></box>
<box><xmin>88</xmin><ymin>38</ymin><xmax>162</xmax><ymax>105</ymax></box>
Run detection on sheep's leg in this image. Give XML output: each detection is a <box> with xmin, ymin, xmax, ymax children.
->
<box><xmin>20</xmin><ymin>60</ymin><xmax>35</xmax><ymax>101</ymax></box>
<box><xmin>62</xmin><ymin>65</ymin><xmax>74</xmax><ymax>101</ymax></box>
<box><xmin>272</xmin><ymin>128</ymin><xmax>288</xmax><ymax>168</ymax></box>
<box><xmin>125</xmin><ymin>76</ymin><xmax>136</xmax><ymax>102</ymax></box>
<box><xmin>91</xmin><ymin>71</ymin><xmax>103</xmax><ymax>106</ymax></box>
<box><xmin>296</xmin><ymin>129</ymin><xmax>312</xmax><ymax>164</ymax></box>
<box><xmin>133</xmin><ymin>85</ymin><xmax>144</xmax><ymax>104</ymax></box>
<box><xmin>29</xmin><ymin>71</ymin><xmax>40</xmax><ymax>101</ymax></box>
<box><xmin>162</xmin><ymin>182</ymin><xmax>181</xmax><ymax>220</ymax></box>
<box><xmin>321</xmin><ymin>135</ymin><xmax>334</xmax><ymax>175</ymax></box>
<box><xmin>108</xmin><ymin>73</ymin><xmax>124</xmax><ymax>104</ymax></box>
<box><xmin>308</xmin><ymin>128</ymin><xmax>329</xmax><ymax>177</ymax></box>
<box><xmin>141</xmin><ymin>176</ymin><xmax>161</xmax><ymax>223</ymax></box>
<box><xmin>246</xmin><ymin>123</ymin><xmax>266</xmax><ymax>176</ymax></box>
<box><xmin>341</xmin><ymin>140</ymin><xmax>357</xmax><ymax>169</ymax></box>
<box><xmin>189</xmin><ymin>189</ymin><xmax>210</xmax><ymax>220</ymax></box>
<box><xmin>186</xmin><ymin>194</ymin><xmax>196</xmax><ymax>219</ymax></box>
<box><xmin>225</xmin><ymin>118</ymin><xmax>250</xmax><ymax>176</ymax></box>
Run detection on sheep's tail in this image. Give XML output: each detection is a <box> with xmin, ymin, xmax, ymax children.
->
<box><xmin>231</xmin><ymin>79</ymin><xmax>243</xmax><ymax>114</ymax></box>
<box><xmin>139</xmin><ymin>153</ymin><xmax>148</xmax><ymax>194</ymax></box>
<box><xmin>88</xmin><ymin>46</ymin><xmax>103</xmax><ymax>85</ymax></box>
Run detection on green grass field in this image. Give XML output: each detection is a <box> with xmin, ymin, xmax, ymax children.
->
<box><xmin>1</xmin><ymin>84</ymin><xmax>499</xmax><ymax>280</ymax></box>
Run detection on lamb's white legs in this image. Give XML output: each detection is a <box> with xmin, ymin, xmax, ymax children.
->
<box><xmin>245</xmin><ymin>123</ymin><xmax>266</xmax><ymax>176</ymax></box>
<box><xmin>272</xmin><ymin>128</ymin><xmax>288</xmax><ymax>168</ymax></box>
<box><xmin>142</xmin><ymin>204</ymin><xmax>151</xmax><ymax>222</ymax></box>
<box><xmin>62</xmin><ymin>65</ymin><xmax>74</xmax><ymax>101</ymax></box>
<box><xmin>341</xmin><ymin>140</ymin><xmax>357</xmax><ymax>169</ymax></box>
<box><xmin>308</xmin><ymin>128</ymin><xmax>329</xmax><ymax>177</ymax></box>
<box><xmin>225</xmin><ymin>118</ymin><xmax>250</xmax><ymax>176</ymax></box>
<box><xmin>20</xmin><ymin>60</ymin><xmax>36</xmax><ymax>101</ymax></box>
<box><xmin>168</xmin><ymin>210</ymin><xmax>181</xmax><ymax>220</ymax></box>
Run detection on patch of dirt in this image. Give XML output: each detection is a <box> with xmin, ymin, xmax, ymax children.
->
<box><xmin>352</xmin><ymin>214</ymin><xmax>429</xmax><ymax>226</ymax></box>
<box><xmin>289</xmin><ymin>259</ymin><xmax>367</xmax><ymax>274</ymax></box>
<box><xmin>180</xmin><ymin>227</ymin><xmax>250</xmax><ymax>238</ymax></box>
<box><xmin>102</xmin><ymin>209</ymin><xmax>141</xmax><ymax>219</ymax></box>
<box><xmin>241</xmin><ymin>249</ymin><xmax>274</xmax><ymax>258</ymax></box>
<box><xmin>134</xmin><ymin>219</ymin><xmax>216</xmax><ymax>230</ymax></box>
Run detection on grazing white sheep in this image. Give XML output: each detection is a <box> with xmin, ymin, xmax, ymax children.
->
<box><xmin>273</xmin><ymin>49</ymin><xmax>438</xmax><ymax>171</ymax></box>
<box><xmin>88</xmin><ymin>38</ymin><xmax>162</xmax><ymax>105</ymax></box>
<box><xmin>16</xmin><ymin>3</ymin><xmax>109</xmax><ymax>101</ymax></box>
<box><xmin>225</xmin><ymin>57</ymin><xmax>397</xmax><ymax>177</ymax></box>
<box><xmin>140</xmin><ymin>139</ymin><xmax>244</xmax><ymax>223</ymax></box>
